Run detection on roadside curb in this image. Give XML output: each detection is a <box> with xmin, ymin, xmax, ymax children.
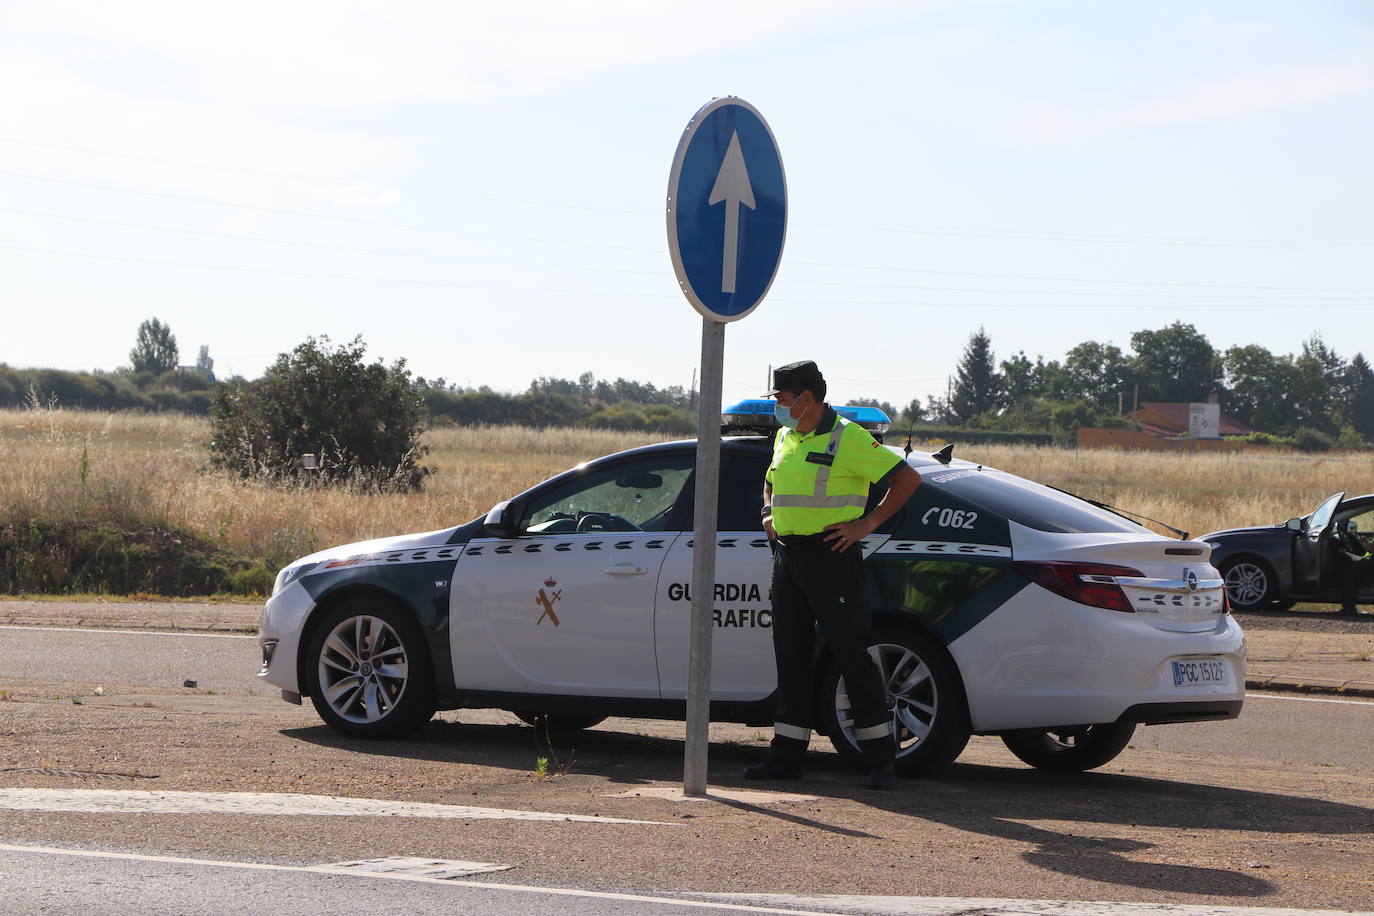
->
<box><xmin>1246</xmin><ymin>675</ymin><xmax>1374</xmax><ymax>698</ymax></box>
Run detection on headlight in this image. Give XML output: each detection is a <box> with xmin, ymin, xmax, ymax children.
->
<box><xmin>1205</xmin><ymin>542</ymin><xmax>1222</xmax><ymax>550</ymax></box>
<box><xmin>271</xmin><ymin>564</ymin><xmax>311</xmax><ymax>596</ymax></box>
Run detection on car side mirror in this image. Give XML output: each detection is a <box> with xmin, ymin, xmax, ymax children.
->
<box><xmin>1285</xmin><ymin>517</ymin><xmax>1302</xmax><ymax>531</ymax></box>
<box><xmin>484</xmin><ymin>500</ymin><xmax>520</xmax><ymax>538</ymax></box>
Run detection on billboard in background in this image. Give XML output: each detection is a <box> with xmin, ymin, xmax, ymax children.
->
<box><xmin>1189</xmin><ymin>403</ymin><xmax>1221</xmax><ymax>439</ymax></box>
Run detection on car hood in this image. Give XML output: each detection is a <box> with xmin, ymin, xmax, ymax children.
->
<box><xmin>290</xmin><ymin>526</ymin><xmax>463</xmax><ymax>568</ymax></box>
<box><xmin>1200</xmin><ymin>524</ymin><xmax>1287</xmax><ymax>540</ymax></box>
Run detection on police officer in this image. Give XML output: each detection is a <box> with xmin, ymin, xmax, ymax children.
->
<box><xmin>744</xmin><ymin>361</ymin><xmax>922</xmax><ymax>789</ymax></box>
<box><xmin>1334</xmin><ymin>518</ymin><xmax>1371</xmax><ymax>616</ymax></box>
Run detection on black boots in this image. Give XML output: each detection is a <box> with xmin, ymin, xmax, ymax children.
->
<box><xmin>864</xmin><ymin>763</ymin><xmax>897</xmax><ymax>790</ymax></box>
<box><xmin>742</xmin><ymin>756</ymin><xmax>804</xmax><ymax>780</ymax></box>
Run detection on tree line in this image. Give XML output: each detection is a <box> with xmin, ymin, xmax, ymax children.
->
<box><xmin>901</xmin><ymin>321</ymin><xmax>1374</xmax><ymax>449</ymax></box>
<box><xmin>7</xmin><ymin>318</ymin><xmax>1372</xmax><ymax>456</ymax></box>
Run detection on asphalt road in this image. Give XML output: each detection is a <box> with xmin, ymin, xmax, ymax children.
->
<box><xmin>2</xmin><ymin>625</ymin><xmax>1372</xmax><ymax>913</ymax></box>
<box><xmin>0</xmin><ymin>625</ymin><xmax>263</xmax><ymax>694</ymax></box>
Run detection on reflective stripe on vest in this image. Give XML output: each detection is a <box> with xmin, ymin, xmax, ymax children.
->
<box><xmin>771</xmin><ymin>420</ymin><xmax>864</xmax><ymax>510</ymax></box>
<box><xmin>769</xmin><ymin>417</ymin><xmax>873</xmax><ymax>538</ymax></box>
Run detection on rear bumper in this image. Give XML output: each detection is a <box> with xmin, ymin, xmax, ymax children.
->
<box><xmin>1117</xmin><ymin>699</ymin><xmax>1243</xmax><ymax>725</ymax></box>
<box><xmin>952</xmin><ymin>586</ymin><xmax>1246</xmax><ymax>732</ymax></box>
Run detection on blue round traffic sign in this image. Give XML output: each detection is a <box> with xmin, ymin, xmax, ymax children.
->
<box><xmin>667</xmin><ymin>98</ymin><xmax>787</xmax><ymax>322</ymax></box>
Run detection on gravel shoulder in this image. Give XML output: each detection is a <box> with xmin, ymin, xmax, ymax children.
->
<box><xmin>1</xmin><ymin>691</ymin><xmax>1372</xmax><ymax>909</ymax></box>
<box><xmin>1</xmin><ymin>601</ymin><xmax>1372</xmax><ymax>908</ymax></box>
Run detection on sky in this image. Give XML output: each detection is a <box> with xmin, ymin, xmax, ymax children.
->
<box><xmin>2</xmin><ymin>0</ymin><xmax>1371</xmax><ymax>410</ymax></box>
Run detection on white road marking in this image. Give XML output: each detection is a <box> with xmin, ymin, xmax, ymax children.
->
<box><xmin>322</xmin><ymin>856</ymin><xmax>512</xmax><ymax>878</ymax></box>
<box><xmin>1245</xmin><ymin>693</ymin><xmax>1374</xmax><ymax>707</ymax></box>
<box><xmin>702</xmin><ymin>894</ymin><xmax>1370</xmax><ymax>916</ymax></box>
<box><xmin>604</xmin><ymin>786</ymin><xmax>817</xmax><ymax>804</ymax></box>
<box><xmin>0</xmin><ymin>843</ymin><xmax>852</xmax><ymax>915</ymax></box>
<box><xmin>0</xmin><ymin>624</ymin><xmax>255</xmax><ymax>640</ymax></box>
<box><xmin>0</xmin><ymin>788</ymin><xmax>668</xmax><ymax>825</ymax></box>
<box><xmin>0</xmin><ymin>844</ymin><xmax>1362</xmax><ymax>916</ymax></box>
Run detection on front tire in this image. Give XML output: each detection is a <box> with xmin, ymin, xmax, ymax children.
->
<box><xmin>820</xmin><ymin>627</ymin><xmax>970</xmax><ymax>776</ymax></box>
<box><xmin>1001</xmin><ymin>722</ymin><xmax>1136</xmax><ymax>772</ymax></box>
<box><xmin>1221</xmin><ymin>558</ymin><xmax>1276</xmax><ymax>611</ymax></box>
<box><xmin>306</xmin><ymin>597</ymin><xmax>435</xmax><ymax>738</ymax></box>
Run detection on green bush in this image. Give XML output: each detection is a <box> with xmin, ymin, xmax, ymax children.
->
<box><xmin>1335</xmin><ymin>425</ymin><xmax>1369</xmax><ymax>450</ymax></box>
<box><xmin>1292</xmin><ymin>427</ymin><xmax>1334</xmax><ymax>453</ymax></box>
<box><xmin>1234</xmin><ymin>431</ymin><xmax>1291</xmax><ymax>446</ymax></box>
<box><xmin>0</xmin><ymin>519</ymin><xmax>267</xmax><ymax>596</ymax></box>
<box><xmin>208</xmin><ymin>336</ymin><xmax>430</xmax><ymax>490</ymax></box>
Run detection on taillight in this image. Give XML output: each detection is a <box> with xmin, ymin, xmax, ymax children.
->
<box><xmin>1012</xmin><ymin>562</ymin><xmax>1145</xmax><ymax>612</ymax></box>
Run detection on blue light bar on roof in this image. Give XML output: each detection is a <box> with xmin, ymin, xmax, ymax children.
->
<box><xmin>722</xmin><ymin>399</ymin><xmax>891</xmax><ymax>434</ymax></box>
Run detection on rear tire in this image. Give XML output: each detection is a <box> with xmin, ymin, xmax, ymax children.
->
<box><xmin>1221</xmin><ymin>558</ymin><xmax>1275</xmax><ymax>611</ymax></box>
<box><xmin>305</xmin><ymin>597</ymin><xmax>435</xmax><ymax>738</ymax></box>
<box><xmin>1001</xmin><ymin>722</ymin><xmax>1136</xmax><ymax>772</ymax></box>
<box><xmin>819</xmin><ymin>627</ymin><xmax>970</xmax><ymax>776</ymax></box>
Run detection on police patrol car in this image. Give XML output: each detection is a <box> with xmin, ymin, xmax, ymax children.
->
<box><xmin>259</xmin><ymin>402</ymin><xmax>1244</xmax><ymax>775</ymax></box>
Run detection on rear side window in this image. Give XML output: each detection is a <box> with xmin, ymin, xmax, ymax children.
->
<box><xmin>925</xmin><ymin>468</ymin><xmax>1148</xmax><ymax>535</ymax></box>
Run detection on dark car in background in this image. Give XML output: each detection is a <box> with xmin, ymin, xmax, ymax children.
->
<box><xmin>1204</xmin><ymin>492</ymin><xmax>1374</xmax><ymax>611</ymax></box>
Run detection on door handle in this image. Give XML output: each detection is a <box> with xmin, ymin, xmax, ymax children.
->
<box><xmin>603</xmin><ymin>564</ymin><xmax>647</xmax><ymax>576</ymax></box>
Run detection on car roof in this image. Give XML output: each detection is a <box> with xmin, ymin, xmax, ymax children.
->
<box><xmin>582</xmin><ymin>435</ymin><xmax>977</xmax><ymax>472</ymax></box>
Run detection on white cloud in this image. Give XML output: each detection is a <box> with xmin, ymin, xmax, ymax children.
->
<box><xmin>1011</xmin><ymin>60</ymin><xmax>1374</xmax><ymax>144</ymax></box>
<box><xmin>0</xmin><ymin>0</ymin><xmax>931</xmax><ymax>205</ymax></box>
<box><xmin>0</xmin><ymin>54</ymin><xmax>410</xmax><ymax>208</ymax></box>
<box><xmin>11</xmin><ymin>0</ymin><xmax>927</xmax><ymax>108</ymax></box>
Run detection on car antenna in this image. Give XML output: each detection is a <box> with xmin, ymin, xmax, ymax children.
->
<box><xmin>1045</xmin><ymin>484</ymin><xmax>1190</xmax><ymax>539</ymax></box>
<box><xmin>933</xmin><ymin>443</ymin><xmax>954</xmax><ymax>465</ymax></box>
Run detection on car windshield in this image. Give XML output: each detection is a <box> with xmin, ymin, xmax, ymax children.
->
<box><xmin>1307</xmin><ymin>492</ymin><xmax>1344</xmax><ymax>533</ymax></box>
<box><xmin>922</xmin><ymin>466</ymin><xmax>1148</xmax><ymax>535</ymax></box>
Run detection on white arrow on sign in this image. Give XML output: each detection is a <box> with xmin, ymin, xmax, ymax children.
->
<box><xmin>707</xmin><ymin>131</ymin><xmax>756</xmax><ymax>294</ymax></box>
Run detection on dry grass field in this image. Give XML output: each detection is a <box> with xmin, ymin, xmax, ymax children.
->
<box><xmin>2</xmin><ymin>405</ymin><xmax>1371</xmax><ymax>594</ymax></box>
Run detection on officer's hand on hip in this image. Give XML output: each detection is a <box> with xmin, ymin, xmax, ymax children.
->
<box><xmin>763</xmin><ymin>515</ymin><xmax>778</xmax><ymax>543</ymax></box>
<box><xmin>823</xmin><ymin>518</ymin><xmax>875</xmax><ymax>552</ymax></box>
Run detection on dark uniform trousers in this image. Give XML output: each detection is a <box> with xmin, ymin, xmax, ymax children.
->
<box><xmin>769</xmin><ymin>533</ymin><xmax>895</xmax><ymax>766</ymax></box>
<box><xmin>1335</xmin><ymin>549</ymin><xmax>1372</xmax><ymax>609</ymax></box>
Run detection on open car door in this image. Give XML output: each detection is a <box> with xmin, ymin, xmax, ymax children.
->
<box><xmin>1293</xmin><ymin>492</ymin><xmax>1344</xmax><ymax>591</ymax></box>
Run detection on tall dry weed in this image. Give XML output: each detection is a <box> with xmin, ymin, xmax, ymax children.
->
<box><xmin>4</xmin><ymin>407</ymin><xmax>1372</xmax><ymax>580</ymax></box>
<box><xmin>0</xmin><ymin>409</ymin><xmax>672</xmax><ymax>564</ymax></box>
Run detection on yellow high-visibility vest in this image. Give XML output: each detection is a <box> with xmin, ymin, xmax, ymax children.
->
<box><xmin>766</xmin><ymin>409</ymin><xmax>902</xmax><ymax>536</ymax></box>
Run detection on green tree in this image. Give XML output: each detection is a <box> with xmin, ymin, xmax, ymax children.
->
<box><xmin>950</xmin><ymin>327</ymin><xmax>1001</xmax><ymax>421</ymax></box>
<box><xmin>130</xmin><ymin>318</ymin><xmax>180</xmax><ymax>374</ymax></box>
<box><xmin>1222</xmin><ymin>344</ymin><xmax>1300</xmax><ymax>434</ymax></box>
<box><xmin>998</xmin><ymin>351</ymin><xmax>1040</xmax><ymax>407</ymax></box>
<box><xmin>1062</xmin><ymin>341</ymin><xmax>1133</xmax><ymax>407</ymax></box>
<box><xmin>1128</xmin><ymin>321</ymin><xmax>1220</xmax><ymax>403</ymax></box>
<box><xmin>899</xmin><ymin>397</ymin><xmax>927</xmax><ymax>425</ymax></box>
<box><xmin>849</xmin><ymin>397</ymin><xmax>898</xmax><ymax>419</ymax></box>
<box><xmin>1291</xmin><ymin>335</ymin><xmax>1344</xmax><ymax>434</ymax></box>
<box><xmin>1344</xmin><ymin>353</ymin><xmax>1374</xmax><ymax>441</ymax></box>
<box><xmin>208</xmin><ymin>336</ymin><xmax>430</xmax><ymax>490</ymax></box>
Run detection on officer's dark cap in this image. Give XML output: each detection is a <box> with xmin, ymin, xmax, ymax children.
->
<box><xmin>764</xmin><ymin>361</ymin><xmax>825</xmax><ymax>397</ymax></box>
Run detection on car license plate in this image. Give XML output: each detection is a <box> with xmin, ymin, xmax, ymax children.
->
<box><xmin>1171</xmin><ymin>657</ymin><xmax>1231</xmax><ymax>689</ymax></box>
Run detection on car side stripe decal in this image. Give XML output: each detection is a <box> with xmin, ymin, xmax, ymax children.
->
<box><xmin>875</xmin><ymin>540</ymin><xmax>1011</xmax><ymax>558</ymax></box>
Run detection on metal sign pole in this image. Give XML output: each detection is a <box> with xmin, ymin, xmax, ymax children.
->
<box><xmin>683</xmin><ymin>316</ymin><xmax>724</xmax><ymax>796</ymax></box>
<box><xmin>668</xmin><ymin>96</ymin><xmax>784</xmax><ymax>797</ymax></box>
